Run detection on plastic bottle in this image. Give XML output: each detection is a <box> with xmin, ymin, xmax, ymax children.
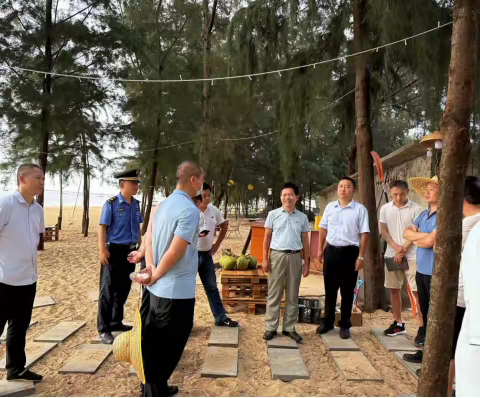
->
<box><xmin>129</xmin><ymin>272</ymin><xmax>148</xmax><ymax>281</ymax></box>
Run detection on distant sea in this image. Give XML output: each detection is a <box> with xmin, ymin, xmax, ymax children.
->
<box><xmin>0</xmin><ymin>189</ymin><xmax>163</xmax><ymax>207</ymax></box>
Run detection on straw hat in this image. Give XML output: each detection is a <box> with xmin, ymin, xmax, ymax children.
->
<box><xmin>408</xmin><ymin>175</ymin><xmax>439</xmax><ymax>197</ymax></box>
<box><xmin>113</xmin><ymin>310</ymin><xmax>145</xmax><ymax>384</ymax></box>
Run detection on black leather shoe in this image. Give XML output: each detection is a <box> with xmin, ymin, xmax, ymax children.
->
<box><xmin>167</xmin><ymin>385</ymin><xmax>179</xmax><ymax>396</ymax></box>
<box><xmin>316</xmin><ymin>324</ymin><xmax>334</xmax><ymax>334</ymax></box>
<box><xmin>339</xmin><ymin>328</ymin><xmax>351</xmax><ymax>339</ymax></box>
<box><xmin>100</xmin><ymin>332</ymin><xmax>114</xmax><ymax>344</ymax></box>
<box><xmin>214</xmin><ymin>317</ymin><xmax>239</xmax><ymax>327</ymax></box>
<box><xmin>7</xmin><ymin>369</ymin><xmax>43</xmax><ymax>383</ymax></box>
<box><xmin>110</xmin><ymin>323</ymin><xmax>133</xmax><ymax>332</ymax></box>
<box><xmin>263</xmin><ymin>330</ymin><xmax>277</xmax><ymax>340</ymax></box>
<box><xmin>403</xmin><ymin>350</ymin><xmax>423</xmax><ymax>363</ymax></box>
<box><xmin>282</xmin><ymin>330</ymin><xmax>303</xmax><ymax>343</ymax></box>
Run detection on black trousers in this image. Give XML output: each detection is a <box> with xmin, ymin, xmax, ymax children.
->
<box><xmin>97</xmin><ymin>243</ymin><xmax>136</xmax><ymax>333</ymax></box>
<box><xmin>323</xmin><ymin>245</ymin><xmax>359</xmax><ymax>329</ymax></box>
<box><xmin>416</xmin><ymin>272</ymin><xmax>432</xmax><ymax>336</ymax></box>
<box><xmin>0</xmin><ymin>282</ymin><xmax>36</xmax><ymax>375</ymax></box>
<box><xmin>141</xmin><ymin>289</ymin><xmax>195</xmax><ymax>397</ymax></box>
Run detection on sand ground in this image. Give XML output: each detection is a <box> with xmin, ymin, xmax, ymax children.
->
<box><xmin>0</xmin><ymin>207</ymin><xmax>419</xmax><ymax>396</ymax></box>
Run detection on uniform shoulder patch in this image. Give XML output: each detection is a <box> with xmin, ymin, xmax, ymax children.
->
<box><xmin>107</xmin><ymin>196</ymin><xmax>117</xmax><ymax>203</ymax></box>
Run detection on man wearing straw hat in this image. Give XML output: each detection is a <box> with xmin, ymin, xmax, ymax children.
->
<box><xmin>134</xmin><ymin>161</ymin><xmax>204</xmax><ymax>397</ymax></box>
<box><xmin>402</xmin><ymin>175</ymin><xmax>438</xmax><ymax>365</ymax></box>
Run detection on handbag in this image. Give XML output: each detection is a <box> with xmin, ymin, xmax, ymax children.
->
<box><xmin>385</xmin><ymin>256</ymin><xmax>409</xmax><ymax>272</ymax></box>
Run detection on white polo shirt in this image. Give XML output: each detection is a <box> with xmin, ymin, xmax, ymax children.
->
<box><xmin>197</xmin><ymin>204</ymin><xmax>225</xmax><ymax>252</ymax></box>
<box><xmin>379</xmin><ymin>200</ymin><xmax>423</xmax><ymax>261</ymax></box>
<box><xmin>0</xmin><ymin>191</ymin><xmax>45</xmax><ymax>286</ymax></box>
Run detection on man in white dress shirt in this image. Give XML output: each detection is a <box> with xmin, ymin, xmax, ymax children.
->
<box><xmin>317</xmin><ymin>177</ymin><xmax>370</xmax><ymax>340</ymax></box>
<box><xmin>0</xmin><ymin>163</ymin><xmax>45</xmax><ymax>383</ymax></box>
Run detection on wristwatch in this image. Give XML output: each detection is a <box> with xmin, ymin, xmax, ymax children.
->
<box><xmin>358</xmin><ymin>256</ymin><xmax>364</xmax><ymax>261</ymax></box>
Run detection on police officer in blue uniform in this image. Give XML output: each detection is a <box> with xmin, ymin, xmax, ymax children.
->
<box><xmin>97</xmin><ymin>169</ymin><xmax>143</xmax><ymax>344</ymax></box>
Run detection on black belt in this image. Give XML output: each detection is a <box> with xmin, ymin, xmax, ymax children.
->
<box><xmin>198</xmin><ymin>250</ymin><xmax>211</xmax><ymax>255</ymax></box>
<box><xmin>108</xmin><ymin>243</ymin><xmax>138</xmax><ymax>250</ymax></box>
<box><xmin>327</xmin><ymin>244</ymin><xmax>358</xmax><ymax>250</ymax></box>
<box><xmin>272</xmin><ymin>249</ymin><xmax>301</xmax><ymax>254</ymax></box>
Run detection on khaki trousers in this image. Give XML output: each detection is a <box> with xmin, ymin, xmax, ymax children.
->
<box><xmin>265</xmin><ymin>250</ymin><xmax>302</xmax><ymax>332</ymax></box>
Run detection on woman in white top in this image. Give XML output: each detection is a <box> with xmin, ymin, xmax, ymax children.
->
<box><xmin>455</xmin><ymin>176</ymin><xmax>480</xmax><ymax>397</ymax></box>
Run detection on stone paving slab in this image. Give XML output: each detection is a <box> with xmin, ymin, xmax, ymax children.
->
<box><xmin>319</xmin><ymin>328</ymin><xmax>359</xmax><ymax>351</ymax></box>
<box><xmin>393</xmin><ymin>351</ymin><xmax>421</xmax><ymax>380</ymax></box>
<box><xmin>0</xmin><ymin>380</ymin><xmax>35</xmax><ymax>397</ymax></box>
<box><xmin>33</xmin><ymin>296</ymin><xmax>56</xmax><ymax>309</ymax></box>
<box><xmin>0</xmin><ymin>342</ymin><xmax>57</xmax><ymax>370</ymax></box>
<box><xmin>330</xmin><ymin>351</ymin><xmax>383</xmax><ymax>382</ymax></box>
<box><xmin>1</xmin><ymin>320</ymin><xmax>38</xmax><ymax>343</ymax></box>
<box><xmin>371</xmin><ymin>328</ymin><xmax>417</xmax><ymax>352</ymax></box>
<box><xmin>90</xmin><ymin>322</ymin><xmax>132</xmax><ymax>344</ymax></box>
<box><xmin>58</xmin><ymin>344</ymin><xmax>112</xmax><ymax>374</ymax></box>
<box><xmin>87</xmin><ymin>291</ymin><xmax>98</xmax><ymax>302</ymax></box>
<box><xmin>208</xmin><ymin>326</ymin><xmax>239</xmax><ymax>347</ymax></box>
<box><xmin>266</xmin><ymin>334</ymin><xmax>298</xmax><ymax>349</ymax></box>
<box><xmin>200</xmin><ymin>346</ymin><xmax>238</xmax><ymax>378</ymax></box>
<box><xmin>268</xmin><ymin>348</ymin><xmax>309</xmax><ymax>381</ymax></box>
<box><xmin>34</xmin><ymin>321</ymin><xmax>86</xmax><ymax>343</ymax></box>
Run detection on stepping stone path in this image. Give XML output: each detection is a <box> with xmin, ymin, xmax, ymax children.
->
<box><xmin>33</xmin><ymin>296</ymin><xmax>56</xmax><ymax>309</ymax></box>
<box><xmin>0</xmin><ymin>342</ymin><xmax>57</xmax><ymax>370</ymax></box>
<box><xmin>59</xmin><ymin>344</ymin><xmax>112</xmax><ymax>374</ymax></box>
<box><xmin>0</xmin><ymin>380</ymin><xmax>35</xmax><ymax>397</ymax></box>
<box><xmin>371</xmin><ymin>328</ymin><xmax>417</xmax><ymax>352</ymax></box>
<box><xmin>90</xmin><ymin>322</ymin><xmax>133</xmax><ymax>344</ymax></box>
<box><xmin>208</xmin><ymin>326</ymin><xmax>238</xmax><ymax>348</ymax></box>
<box><xmin>320</xmin><ymin>328</ymin><xmax>359</xmax><ymax>351</ymax></box>
<box><xmin>200</xmin><ymin>346</ymin><xmax>238</xmax><ymax>378</ymax></box>
<box><xmin>87</xmin><ymin>291</ymin><xmax>98</xmax><ymax>302</ymax></box>
<box><xmin>393</xmin><ymin>351</ymin><xmax>421</xmax><ymax>380</ymax></box>
<box><xmin>1</xmin><ymin>320</ymin><xmax>38</xmax><ymax>343</ymax></box>
<box><xmin>266</xmin><ymin>334</ymin><xmax>298</xmax><ymax>349</ymax></box>
<box><xmin>330</xmin><ymin>351</ymin><xmax>383</xmax><ymax>382</ymax></box>
<box><xmin>268</xmin><ymin>347</ymin><xmax>309</xmax><ymax>381</ymax></box>
<box><xmin>34</xmin><ymin>321</ymin><xmax>86</xmax><ymax>343</ymax></box>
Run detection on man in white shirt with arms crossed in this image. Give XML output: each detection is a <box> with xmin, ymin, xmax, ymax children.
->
<box><xmin>379</xmin><ymin>180</ymin><xmax>423</xmax><ymax>342</ymax></box>
<box><xmin>0</xmin><ymin>163</ymin><xmax>45</xmax><ymax>383</ymax></box>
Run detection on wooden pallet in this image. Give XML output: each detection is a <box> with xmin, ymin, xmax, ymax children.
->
<box><xmin>220</xmin><ymin>268</ymin><xmax>268</xmax><ymax>285</ymax></box>
<box><xmin>221</xmin><ymin>284</ymin><xmax>268</xmax><ymax>300</ymax></box>
<box><xmin>223</xmin><ymin>299</ymin><xmax>285</xmax><ymax>315</ymax></box>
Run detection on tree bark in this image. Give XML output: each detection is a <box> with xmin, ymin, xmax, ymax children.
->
<box><xmin>142</xmin><ymin>153</ymin><xmax>159</xmax><ymax>236</ymax></box>
<box><xmin>58</xmin><ymin>169</ymin><xmax>63</xmax><ymax>230</ymax></box>
<box><xmin>81</xmin><ymin>132</ymin><xmax>90</xmax><ymax>237</ymax></box>
<box><xmin>224</xmin><ymin>188</ymin><xmax>229</xmax><ymax>219</ymax></box>
<box><xmin>418</xmin><ymin>1</ymin><xmax>478</xmax><ymax>395</ymax></box>
<box><xmin>353</xmin><ymin>0</ymin><xmax>383</xmax><ymax>312</ymax></box>
<box><xmin>37</xmin><ymin>0</ymin><xmax>54</xmax><ymax>250</ymax></box>
<box><xmin>198</xmin><ymin>0</ymin><xmax>218</xmax><ymax>165</ymax></box>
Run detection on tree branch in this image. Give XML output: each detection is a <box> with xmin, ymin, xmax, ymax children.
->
<box><xmin>159</xmin><ymin>17</ymin><xmax>190</xmax><ymax>70</ymax></box>
<box><xmin>206</xmin><ymin>0</ymin><xmax>218</xmax><ymax>35</ymax></box>
<box><xmin>9</xmin><ymin>1</ymin><xmax>45</xmax><ymax>57</ymax></box>
<box><xmin>55</xmin><ymin>0</ymin><xmax>102</xmax><ymax>26</ymax></box>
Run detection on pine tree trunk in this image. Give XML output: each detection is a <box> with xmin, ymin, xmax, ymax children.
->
<box><xmin>224</xmin><ymin>189</ymin><xmax>229</xmax><ymax>219</ymax></box>
<box><xmin>37</xmin><ymin>0</ymin><xmax>53</xmax><ymax>250</ymax></box>
<box><xmin>58</xmin><ymin>170</ymin><xmax>63</xmax><ymax>230</ymax></box>
<box><xmin>199</xmin><ymin>0</ymin><xmax>218</xmax><ymax>165</ymax></box>
<box><xmin>418</xmin><ymin>1</ymin><xmax>478</xmax><ymax>395</ymax></box>
<box><xmin>353</xmin><ymin>0</ymin><xmax>383</xmax><ymax>312</ymax></box>
<box><xmin>141</xmin><ymin>191</ymin><xmax>147</xmax><ymax>218</ymax></box>
<box><xmin>81</xmin><ymin>133</ymin><xmax>90</xmax><ymax>237</ymax></box>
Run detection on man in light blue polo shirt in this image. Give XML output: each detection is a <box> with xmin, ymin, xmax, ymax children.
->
<box><xmin>0</xmin><ymin>163</ymin><xmax>45</xmax><ymax>383</ymax></box>
<box><xmin>135</xmin><ymin>161</ymin><xmax>204</xmax><ymax>397</ymax></box>
<box><xmin>317</xmin><ymin>176</ymin><xmax>370</xmax><ymax>340</ymax></box>
<box><xmin>262</xmin><ymin>182</ymin><xmax>310</xmax><ymax>343</ymax></box>
<box><xmin>403</xmin><ymin>176</ymin><xmax>438</xmax><ymax>365</ymax></box>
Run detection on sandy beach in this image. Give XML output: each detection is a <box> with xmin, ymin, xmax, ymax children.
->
<box><xmin>0</xmin><ymin>207</ymin><xmax>419</xmax><ymax>396</ymax></box>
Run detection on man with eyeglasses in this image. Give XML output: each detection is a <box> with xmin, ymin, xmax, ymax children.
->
<box><xmin>97</xmin><ymin>169</ymin><xmax>143</xmax><ymax>344</ymax></box>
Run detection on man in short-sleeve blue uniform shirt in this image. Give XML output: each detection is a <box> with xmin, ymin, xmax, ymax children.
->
<box><xmin>97</xmin><ymin>169</ymin><xmax>143</xmax><ymax>344</ymax></box>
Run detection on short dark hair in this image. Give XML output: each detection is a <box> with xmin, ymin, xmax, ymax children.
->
<box><xmin>203</xmin><ymin>182</ymin><xmax>212</xmax><ymax>192</ymax></box>
<box><xmin>339</xmin><ymin>176</ymin><xmax>356</xmax><ymax>189</ymax></box>
<box><xmin>389</xmin><ymin>180</ymin><xmax>409</xmax><ymax>191</ymax></box>
<box><xmin>17</xmin><ymin>163</ymin><xmax>43</xmax><ymax>186</ymax></box>
<box><xmin>281</xmin><ymin>182</ymin><xmax>299</xmax><ymax>196</ymax></box>
<box><xmin>193</xmin><ymin>194</ymin><xmax>202</xmax><ymax>203</ymax></box>
<box><xmin>464</xmin><ymin>176</ymin><xmax>480</xmax><ymax>205</ymax></box>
